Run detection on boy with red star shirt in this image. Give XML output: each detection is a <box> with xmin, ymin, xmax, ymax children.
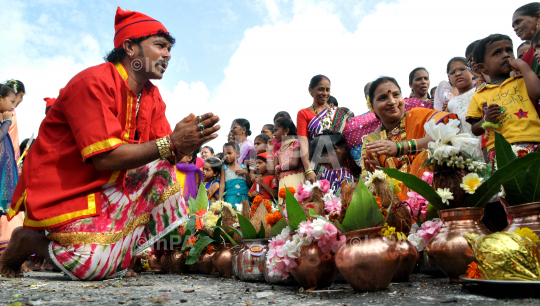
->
<box><xmin>467</xmin><ymin>34</ymin><xmax>540</xmax><ymax>161</ymax></box>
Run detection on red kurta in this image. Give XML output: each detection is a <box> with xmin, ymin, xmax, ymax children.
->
<box><xmin>7</xmin><ymin>62</ymin><xmax>172</xmax><ymax>229</ymax></box>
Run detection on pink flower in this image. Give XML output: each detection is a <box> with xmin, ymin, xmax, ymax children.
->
<box><xmin>325</xmin><ymin>197</ymin><xmax>342</xmax><ymax>214</ymax></box>
<box><xmin>417</xmin><ymin>219</ymin><xmax>443</xmax><ymax>244</ymax></box>
<box><xmin>319</xmin><ymin>179</ymin><xmax>330</xmax><ymax>194</ymax></box>
<box><xmin>297</xmin><ymin>221</ymin><xmax>314</xmax><ymax>238</ymax></box>
<box><xmin>294</xmin><ymin>184</ymin><xmax>311</xmax><ymax>203</ymax></box>
<box><xmin>405</xmin><ymin>191</ymin><xmax>428</xmax><ymax>218</ymax></box>
<box><xmin>422</xmin><ymin>172</ymin><xmax>434</xmax><ymax>185</ymax></box>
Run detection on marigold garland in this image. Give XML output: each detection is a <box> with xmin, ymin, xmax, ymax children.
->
<box><xmin>278</xmin><ymin>187</ymin><xmax>296</xmax><ymax>199</ymax></box>
<box><xmin>376</xmin><ymin>196</ymin><xmax>382</xmax><ymax>208</ymax></box>
<box><xmin>266</xmin><ymin>211</ymin><xmax>283</xmax><ymax>226</ymax></box>
<box><xmin>396</xmin><ymin>193</ymin><xmax>406</xmax><ymax>202</ymax></box>
<box><xmin>465</xmin><ymin>262</ymin><xmax>482</xmax><ymax>279</ymax></box>
<box><xmin>251</xmin><ymin>197</ymin><xmax>272</xmax><ymax>217</ymax></box>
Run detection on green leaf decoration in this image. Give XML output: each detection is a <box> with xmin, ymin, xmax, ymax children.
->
<box><xmin>186</xmin><ymin>236</ymin><xmax>214</xmax><ymax>265</ymax></box>
<box><xmin>521</xmin><ymin>160</ymin><xmax>540</xmax><ymax>203</ymax></box>
<box><xmin>341</xmin><ymin>178</ymin><xmax>384</xmax><ymax>232</ymax></box>
<box><xmin>284</xmin><ymin>186</ymin><xmax>308</xmax><ymax>230</ymax></box>
<box><xmin>334</xmin><ymin>220</ymin><xmax>347</xmax><ymax>233</ymax></box>
<box><xmin>382</xmin><ymin>167</ymin><xmax>445</xmax><ymax>210</ymax></box>
<box><xmin>190</xmin><ymin>183</ymin><xmax>209</xmax><ymax>215</ymax></box>
<box><xmin>212</xmin><ymin>217</ymin><xmax>223</xmax><ymax>242</ymax></box>
<box><xmin>256</xmin><ymin>222</ymin><xmax>266</xmax><ymax>239</ymax></box>
<box><xmin>270</xmin><ymin>219</ymin><xmax>288</xmax><ymax>237</ymax></box>
<box><xmin>425</xmin><ymin>204</ymin><xmax>439</xmax><ymax>221</ymax></box>
<box><xmin>184</xmin><ymin>217</ymin><xmax>196</xmax><ymax>239</ymax></box>
<box><xmin>218</xmin><ymin>227</ymin><xmax>239</xmax><ymax>245</ymax></box>
<box><xmin>237</xmin><ymin>214</ymin><xmax>258</xmax><ymax>239</ymax></box>
<box><xmin>220</xmin><ymin>225</ymin><xmax>243</xmax><ymax>238</ymax></box>
<box><xmin>495</xmin><ymin>132</ymin><xmax>529</xmax><ymax>204</ymax></box>
<box><xmin>308</xmin><ymin>208</ymin><xmax>334</xmax><ymax>225</ymax></box>
<box><xmin>465</xmin><ymin>152</ymin><xmax>540</xmax><ymax>207</ymax></box>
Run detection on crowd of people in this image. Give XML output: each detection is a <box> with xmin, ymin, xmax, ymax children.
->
<box><xmin>0</xmin><ymin>2</ymin><xmax>540</xmax><ymax>280</ymax></box>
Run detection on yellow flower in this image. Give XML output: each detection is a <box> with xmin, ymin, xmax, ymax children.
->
<box><xmin>515</xmin><ymin>227</ymin><xmax>540</xmax><ymax>243</ymax></box>
<box><xmin>396</xmin><ymin>232</ymin><xmax>407</xmax><ymax>241</ymax></box>
<box><xmin>382</xmin><ymin>226</ymin><xmax>396</xmax><ymax>237</ymax></box>
<box><xmin>142</xmin><ymin>262</ymin><xmax>151</xmax><ymax>271</ymax></box>
<box><xmin>388</xmin><ymin>178</ymin><xmax>402</xmax><ymax>195</ymax></box>
<box><xmin>460</xmin><ymin>173</ymin><xmax>483</xmax><ymax>194</ymax></box>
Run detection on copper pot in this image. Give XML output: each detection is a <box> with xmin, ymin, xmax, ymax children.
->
<box><xmin>335</xmin><ymin>227</ymin><xmax>400</xmax><ymax>292</ymax></box>
<box><xmin>427</xmin><ymin>207</ymin><xmax>490</xmax><ymax>282</ymax></box>
<box><xmin>161</xmin><ymin>249</ymin><xmax>188</xmax><ymax>274</ymax></box>
<box><xmin>197</xmin><ymin>252</ymin><xmax>215</xmax><ymax>274</ymax></box>
<box><xmin>148</xmin><ymin>254</ymin><xmax>163</xmax><ymax>272</ymax></box>
<box><xmin>212</xmin><ymin>243</ymin><xmax>235</xmax><ymax>276</ymax></box>
<box><xmin>290</xmin><ymin>243</ymin><xmax>338</xmax><ymax>288</ymax></box>
<box><xmin>505</xmin><ymin>202</ymin><xmax>540</xmax><ymax>246</ymax></box>
<box><xmin>392</xmin><ymin>239</ymin><xmax>418</xmax><ymax>282</ymax></box>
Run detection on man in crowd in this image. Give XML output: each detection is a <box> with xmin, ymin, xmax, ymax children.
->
<box><xmin>0</xmin><ymin>7</ymin><xmax>220</xmax><ymax>280</ymax></box>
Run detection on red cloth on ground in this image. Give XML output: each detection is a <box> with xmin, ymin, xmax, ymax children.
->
<box><xmin>297</xmin><ymin>108</ymin><xmax>316</xmax><ymax>137</ymax></box>
<box><xmin>249</xmin><ymin>175</ymin><xmax>278</xmax><ymax>200</ymax></box>
<box><xmin>8</xmin><ymin>62</ymin><xmax>171</xmax><ymax>229</ymax></box>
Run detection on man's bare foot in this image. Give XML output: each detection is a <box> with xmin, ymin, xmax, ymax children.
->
<box><xmin>125</xmin><ymin>268</ymin><xmax>137</xmax><ymax>278</ymax></box>
<box><xmin>0</xmin><ymin>227</ymin><xmax>51</xmax><ymax>278</ymax></box>
<box><xmin>22</xmin><ymin>259</ymin><xmax>39</xmax><ymax>272</ymax></box>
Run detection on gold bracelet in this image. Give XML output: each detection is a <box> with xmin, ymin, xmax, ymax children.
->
<box><xmin>156</xmin><ymin>136</ymin><xmax>173</xmax><ymax>159</ymax></box>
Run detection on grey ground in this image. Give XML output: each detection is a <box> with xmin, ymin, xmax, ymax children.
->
<box><xmin>2</xmin><ymin>272</ymin><xmax>540</xmax><ymax>306</ymax></box>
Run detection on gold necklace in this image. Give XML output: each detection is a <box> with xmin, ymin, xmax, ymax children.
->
<box><xmin>312</xmin><ymin>103</ymin><xmax>332</xmax><ymax>129</ymax></box>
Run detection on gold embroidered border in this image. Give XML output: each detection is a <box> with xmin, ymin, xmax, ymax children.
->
<box><xmin>154</xmin><ymin>182</ymin><xmax>181</xmax><ymax>207</ymax></box>
<box><xmin>47</xmin><ymin>213</ymin><xmax>151</xmax><ymax>246</ymax></box>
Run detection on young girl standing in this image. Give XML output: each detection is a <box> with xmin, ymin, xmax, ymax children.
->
<box><xmin>446</xmin><ymin>57</ymin><xmax>482</xmax><ymax>155</ymax></box>
<box><xmin>203</xmin><ymin>157</ymin><xmax>221</xmax><ymax>203</ymax></box>
<box><xmin>268</xmin><ymin>118</ymin><xmax>305</xmax><ymax>204</ymax></box>
<box><xmin>0</xmin><ymin>84</ymin><xmax>17</xmax><ymax>216</ymax></box>
<box><xmin>219</xmin><ymin>142</ymin><xmax>250</xmax><ymax>206</ymax></box>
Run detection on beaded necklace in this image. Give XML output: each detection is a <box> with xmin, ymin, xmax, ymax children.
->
<box><xmin>312</xmin><ymin>103</ymin><xmax>333</xmax><ymax>130</ymax></box>
<box><xmin>380</xmin><ymin>115</ymin><xmax>408</xmax><ymax>173</ymax></box>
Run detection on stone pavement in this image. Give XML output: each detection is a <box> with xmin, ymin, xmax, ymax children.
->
<box><xmin>2</xmin><ymin>272</ymin><xmax>540</xmax><ymax>306</ymax></box>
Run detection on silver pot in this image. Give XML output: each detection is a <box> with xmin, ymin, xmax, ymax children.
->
<box><xmin>236</xmin><ymin>239</ymin><xmax>268</xmax><ymax>282</ymax></box>
<box><xmin>232</xmin><ymin>245</ymin><xmax>242</xmax><ymax>279</ymax></box>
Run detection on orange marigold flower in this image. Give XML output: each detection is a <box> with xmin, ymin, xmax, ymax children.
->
<box><xmin>206</xmin><ymin>245</ymin><xmax>215</xmax><ymax>254</ymax></box>
<box><xmin>397</xmin><ymin>193</ymin><xmax>406</xmax><ymax>202</ymax></box>
<box><xmin>376</xmin><ymin>196</ymin><xmax>382</xmax><ymax>208</ymax></box>
<box><xmin>278</xmin><ymin>187</ymin><xmax>296</xmax><ymax>198</ymax></box>
<box><xmin>465</xmin><ymin>262</ymin><xmax>482</xmax><ymax>279</ymax></box>
<box><xmin>517</xmin><ymin>150</ymin><xmax>529</xmax><ymax>158</ymax></box>
<box><xmin>264</xmin><ymin>200</ymin><xmax>272</xmax><ymax>213</ymax></box>
<box><xmin>253</xmin><ymin>196</ymin><xmax>263</xmax><ymax>206</ymax></box>
<box><xmin>380</xmin><ymin>209</ymin><xmax>388</xmax><ymax>217</ymax></box>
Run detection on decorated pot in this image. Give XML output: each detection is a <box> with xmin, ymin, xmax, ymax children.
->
<box><xmin>232</xmin><ymin>245</ymin><xmax>242</xmax><ymax>278</ymax></box>
<box><xmin>427</xmin><ymin>207</ymin><xmax>490</xmax><ymax>282</ymax></box>
<box><xmin>290</xmin><ymin>243</ymin><xmax>338</xmax><ymax>288</ymax></box>
<box><xmin>262</xmin><ymin>255</ymin><xmax>296</xmax><ymax>285</ymax></box>
<box><xmin>195</xmin><ymin>251</ymin><xmax>215</xmax><ymax>274</ymax></box>
<box><xmin>160</xmin><ymin>248</ymin><xmax>188</xmax><ymax>274</ymax></box>
<box><xmin>148</xmin><ymin>254</ymin><xmax>164</xmax><ymax>272</ymax></box>
<box><xmin>212</xmin><ymin>243</ymin><xmax>235</xmax><ymax>276</ymax></box>
<box><xmin>236</xmin><ymin>239</ymin><xmax>268</xmax><ymax>282</ymax></box>
<box><xmin>335</xmin><ymin>227</ymin><xmax>399</xmax><ymax>292</ymax></box>
<box><xmin>505</xmin><ymin>202</ymin><xmax>540</xmax><ymax>246</ymax></box>
<box><xmin>392</xmin><ymin>239</ymin><xmax>418</xmax><ymax>282</ymax></box>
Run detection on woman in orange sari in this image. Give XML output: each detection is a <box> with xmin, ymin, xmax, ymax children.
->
<box><xmin>361</xmin><ymin>76</ymin><xmax>458</xmax><ymax>180</ymax></box>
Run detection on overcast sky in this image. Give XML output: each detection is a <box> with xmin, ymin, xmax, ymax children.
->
<box><xmin>0</xmin><ymin>0</ymin><xmax>532</xmax><ymax>151</ymax></box>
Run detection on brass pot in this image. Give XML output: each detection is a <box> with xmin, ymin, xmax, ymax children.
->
<box><xmin>392</xmin><ymin>239</ymin><xmax>418</xmax><ymax>282</ymax></box>
<box><xmin>335</xmin><ymin>227</ymin><xmax>400</xmax><ymax>292</ymax></box>
<box><xmin>212</xmin><ymin>243</ymin><xmax>235</xmax><ymax>276</ymax></box>
<box><xmin>197</xmin><ymin>252</ymin><xmax>215</xmax><ymax>274</ymax></box>
<box><xmin>427</xmin><ymin>207</ymin><xmax>490</xmax><ymax>282</ymax></box>
<box><xmin>290</xmin><ymin>243</ymin><xmax>338</xmax><ymax>288</ymax></box>
<box><xmin>505</xmin><ymin>202</ymin><xmax>540</xmax><ymax>246</ymax></box>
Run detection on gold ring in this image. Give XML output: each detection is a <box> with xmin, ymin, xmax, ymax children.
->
<box><xmin>200</xmin><ymin>130</ymin><xmax>204</xmax><ymax>137</ymax></box>
<box><xmin>197</xmin><ymin>116</ymin><xmax>203</xmax><ymax>123</ymax></box>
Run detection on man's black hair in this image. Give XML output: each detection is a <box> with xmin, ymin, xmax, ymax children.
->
<box><xmin>104</xmin><ymin>30</ymin><xmax>176</xmax><ymax>63</ymax></box>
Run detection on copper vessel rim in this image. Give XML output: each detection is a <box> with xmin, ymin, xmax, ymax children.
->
<box><xmin>343</xmin><ymin>226</ymin><xmax>383</xmax><ymax>240</ymax></box>
<box><xmin>241</xmin><ymin>238</ymin><xmax>269</xmax><ymax>243</ymax></box>
<box><xmin>506</xmin><ymin>202</ymin><xmax>540</xmax><ymax>217</ymax></box>
<box><xmin>438</xmin><ymin>207</ymin><xmax>484</xmax><ymax>221</ymax></box>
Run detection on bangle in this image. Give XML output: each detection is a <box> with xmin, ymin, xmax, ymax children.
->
<box><xmin>267</xmin><ymin>155</ymin><xmax>274</xmax><ymax>162</ymax></box>
<box><xmin>305</xmin><ymin>169</ymin><xmax>314</xmax><ymax>176</ymax></box>
<box><xmin>395</xmin><ymin>142</ymin><xmax>401</xmax><ymax>157</ymax></box>
<box><xmin>3</xmin><ymin>118</ymin><xmax>12</xmax><ymax>123</ymax></box>
<box><xmin>156</xmin><ymin>136</ymin><xmax>173</xmax><ymax>160</ymax></box>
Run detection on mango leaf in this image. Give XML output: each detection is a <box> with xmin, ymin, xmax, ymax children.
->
<box><xmin>256</xmin><ymin>222</ymin><xmax>266</xmax><ymax>239</ymax></box>
<box><xmin>334</xmin><ymin>220</ymin><xmax>347</xmax><ymax>233</ymax></box>
<box><xmin>284</xmin><ymin>187</ymin><xmax>308</xmax><ymax>230</ymax></box>
<box><xmin>341</xmin><ymin>178</ymin><xmax>384</xmax><ymax>232</ymax></box>
<box><xmin>270</xmin><ymin>219</ymin><xmax>288</xmax><ymax>237</ymax></box>
<box><xmin>212</xmin><ymin>217</ymin><xmax>223</xmax><ymax>242</ymax></box>
<box><xmin>495</xmin><ymin>131</ymin><xmax>528</xmax><ymax>204</ymax></box>
<box><xmin>184</xmin><ymin>217</ymin><xmax>196</xmax><ymax>238</ymax></box>
<box><xmin>308</xmin><ymin>208</ymin><xmax>334</xmax><ymax>225</ymax></box>
<box><xmin>383</xmin><ymin>167</ymin><xmax>445</xmax><ymax>210</ymax></box>
<box><xmin>220</xmin><ymin>225</ymin><xmax>243</xmax><ymax>238</ymax></box>
<box><xmin>218</xmin><ymin>227</ymin><xmax>239</xmax><ymax>245</ymax></box>
<box><xmin>189</xmin><ymin>183</ymin><xmax>209</xmax><ymax>214</ymax></box>
<box><xmin>522</xmin><ymin>160</ymin><xmax>540</xmax><ymax>203</ymax></box>
<box><xmin>237</xmin><ymin>214</ymin><xmax>258</xmax><ymax>239</ymax></box>
<box><xmin>464</xmin><ymin>152</ymin><xmax>540</xmax><ymax>207</ymax></box>
<box><xmin>186</xmin><ymin>236</ymin><xmax>214</xmax><ymax>265</ymax></box>
<box><xmin>425</xmin><ymin>204</ymin><xmax>439</xmax><ymax>221</ymax></box>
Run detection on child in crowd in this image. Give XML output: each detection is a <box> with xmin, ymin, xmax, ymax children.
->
<box><xmin>219</xmin><ymin>142</ymin><xmax>250</xmax><ymax>206</ymax></box>
<box><xmin>0</xmin><ymin>84</ymin><xmax>17</xmax><ymax>216</ymax></box>
<box><xmin>254</xmin><ymin>134</ymin><xmax>270</xmax><ymax>154</ymax></box>
<box><xmin>176</xmin><ymin>149</ymin><xmax>203</xmax><ymax>203</ymax></box>
<box><xmin>261</xmin><ymin>124</ymin><xmax>274</xmax><ymax>140</ymax></box>
<box><xmin>267</xmin><ymin>118</ymin><xmax>305</xmax><ymax>203</ymax></box>
<box><xmin>203</xmin><ymin>157</ymin><xmax>221</xmax><ymax>203</ymax></box>
<box><xmin>249</xmin><ymin>152</ymin><xmax>278</xmax><ymax>200</ymax></box>
<box><xmin>518</xmin><ymin>41</ymin><xmax>531</xmax><ymax>59</ymax></box>
<box><xmin>446</xmin><ymin>57</ymin><xmax>482</xmax><ymax>156</ymax></box>
<box><xmin>467</xmin><ymin>34</ymin><xmax>540</xmax><ymax>162</ymax></box>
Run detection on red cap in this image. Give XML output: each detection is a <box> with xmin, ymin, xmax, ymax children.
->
<box><xmin>256</xmin><ymin>152</ymin><xmax>268</xmax><ymax>161</ymax></box>
<box><xmin>113</xmin><ymin>7</ymin><xmax>168</xmax><ymax>49</ymax></box>
<box><xmin>44</xmin><ymin>97</ymin><xmax>56</xmax><ymax>109</ymax></box>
